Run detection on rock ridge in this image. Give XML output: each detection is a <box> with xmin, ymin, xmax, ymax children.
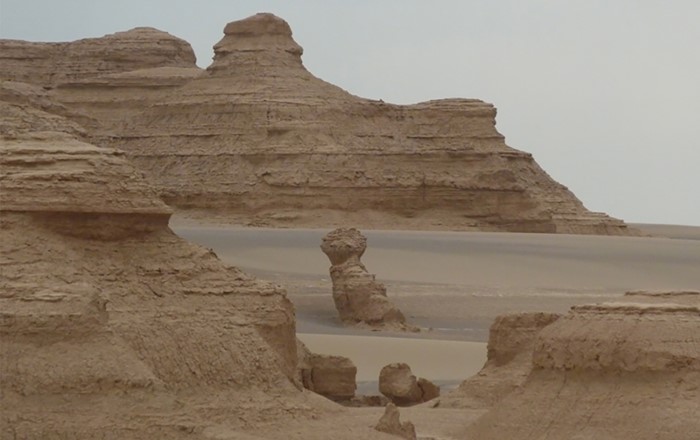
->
<box><xmin>0</xmin><ymin>13</ymin><xmax>639</xmax><ymax>235</ymax></box>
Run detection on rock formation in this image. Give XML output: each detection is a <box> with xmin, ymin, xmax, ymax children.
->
<box><xmin>438</xmin><ymin>312</ymin><xmax>560</xmax><ymax>408</ymax></box>
<box><xmin>0</xmin><ymin>13</ymin><xmax>638</xmax><ymax>235</ymax></box>
<box><xmin>0</xmin><ymin>28</ymin><xmax>203</xmax><ymax>136</ymax></box>
<box><xmin>1</xmin><ymin>96</ymin><xmax>355</xmax><ymax>439</ymax></box>
<box><xmin>374</xmin><ymin>403</ymin><xmax>417</xmax><ymax>440</ymax></box>
<box><xmin>321</xmin><ymin>228</ymin><xmax>410</xmax><ymax>328</ymax></box>
<box><xmin>464</xmin><ymin>292</ymin><xmax>700</xmax><ymax>440</ymax></box>
<box><xmin>0</xmin><ymin>27</ymin><xmax>197</xmax><ymax>87</ymax></box>
<box><xmin>378</xmin><ymin>363</ymin><xmax>440</xmax><ymax>406</ymax></box>
<box><xmin>297</xmin><ymin>339</ymin><xmax>357</xmax><ymax>401</ymax></box>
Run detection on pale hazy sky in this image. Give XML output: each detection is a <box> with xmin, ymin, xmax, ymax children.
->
<box><xmin>1</xmin><ymin>1</ymin><xmax>698</xmax><ymax>225</ymax></box>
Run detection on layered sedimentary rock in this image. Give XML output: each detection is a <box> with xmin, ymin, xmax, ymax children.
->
<box><xmin>464</xmin><ymin>293</ymin><xmax>700</xmax><ymax>440</ymax></box>
<box><xmin>108</xmin><ymin>13</ymin><xmax>634</xmax><ymax>234</ymax></box>
<box><xmin>0</xmin><ymin>100</ymin><xmax>305</xmax><ymax>439</ymax></box>
<box><xmin>0</xmin><ymin>27</ymin><xmax>197</xmax><ymax>87</ymax></box>
<box><xmin>321</xmin><ymin>228</ymin><xmax>410</xmax><ymax>328</ymax></box>
<box><xmin>0</xmin><ymin>13</ymin><xmax>636</xmax><ymax>234</ymax></box>
<box><xmin>0</xmin><ymin>28</ymin><xmax>202</xmax><ymax>134</ymax></box>
<box><xmin>438</xmin><ymin>312</ymin><xmax>560</xmax><ymax>408</ymax></box>
<box><xmin>378</xmin><ymin>363</ymin><xmax>440</xmax><ymax>406</ymax></box>
<box><xmin>297</xmin><ymin>339</ymin><xmax>357</xmax><ymax>401</ymax></box>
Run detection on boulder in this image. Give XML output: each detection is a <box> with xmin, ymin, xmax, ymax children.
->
<box><xmin>297</xmin><ymin>339</ymin><xmax>357</xmax><ymax>401</ymax></box>
<box><xmin>417</xmin><ymin>377</ymin><xmax>441</xmax><ymax>402</ymax></box>
<box><xmin>379</xmin><ymin>363</ymin><xmax>439</xmax><ymax>406</ymax></box>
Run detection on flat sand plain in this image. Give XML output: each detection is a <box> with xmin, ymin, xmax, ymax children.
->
<box><xmin>172</xmin><ymin>222</ymin><xmax>700</xmax><ymax>389</ymax></box>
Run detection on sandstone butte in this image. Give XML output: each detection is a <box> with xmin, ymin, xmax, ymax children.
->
<box><xmin>0</xmin><ymin>92</ymin><xmax>402</xmax><ymax>440</ymax></box>
<box><xmin>0</xmin><ymin>13</ymin><xmax>639</xmax><ymax>235</ymax></box>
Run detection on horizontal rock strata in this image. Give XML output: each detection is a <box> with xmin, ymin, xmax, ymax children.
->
<box><xmin>0</xmin><ymin>13</ymin><xmax>637</xmax><ymax>234</ymax></box>
<box><xmin>0</xmin><ymin>101</ymin><xmax>306</xmax><ymax>439</ymax></box>
<box><xmin>321</xmin><ymin>228</ymin><xmax>411</xmax><ymax>329</ymax></box>
<box><xmin>465</xmin><ymin>292</ymin><xmax>700</xmax><ymax>440</ymax></box>
<box><xmin>437</xmin><ymin>312</ymin><xmax>560</xmax><ymax>409</ymax></box>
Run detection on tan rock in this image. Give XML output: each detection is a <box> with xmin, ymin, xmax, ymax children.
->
<box><xmin>465</xmin><ymin>293</ymin><xmax>700</xmax><ymax>440</ymax></box>
<box><xmin>416</xmin><ymin>377</ymin><xmax>440</xmax><ymax>402</ymax></box>
<box><xmin>305</xmin><ymin>354</ymin><xmax>357</xmax><ymax>401</ymax></box>
<box><xmin>296</xmin><ymin>339</ymin><xmax>357</xmax><ymax>401</ymax></box>
<box><xmin>0</xmin><ymin>13</ymin><xmax>639</xmax><ymax>235</ymax></box>
<box><xmin>379</xmin><ymin>363</ymin><xmax>439</xmax><ymax>406</ymax></box>
<box><xmin>374</xmin><ymin>403</ymin><xmax>417</xmax><ymax>440</ymax></box>
<box><xmin>321</xmin><ymin>228</ymin><xmax>410</xmax><ymax>328</ymax></box>
<box><xmin>0</xmin><ymin>27</ymin><xmax>197</xmax><ymax>87</ymax></box>
<box><xmin>437</xmin><ymin>312</ymin><xmax>560</xmax><ymax>409</ymax></box>
<box><xmin>0</xmin><ymin>100</ymin><xmax>301</xmax><ymax>438</ymax></box>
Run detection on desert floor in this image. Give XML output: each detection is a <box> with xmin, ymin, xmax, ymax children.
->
<box><xmin>171</xmin><ymin>221</ymin><xmax>700</xmax><ymax>396</ymax></box>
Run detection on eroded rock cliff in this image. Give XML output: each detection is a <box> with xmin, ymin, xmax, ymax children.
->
<box><xmin>437</xmin><ymin>312</ymin><xmax>560</xmax><ymax>409</ymax></box>
<box><xmin>0</xmin><ymin>13</ymin><xmax>638</xmax><ymax>234</ymax></box>
<box><xmin>464</xmin><ymin>292</ymin><xmax>700</xmax><ymax>440</ymax></box>
<box><xmin>0</xmin><ymin>98</ymin><xmax>305</xmax><ymax>439</ymax></box>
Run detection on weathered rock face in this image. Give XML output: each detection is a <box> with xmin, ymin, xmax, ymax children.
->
<box><xmin>0</xmin><ymin>13</ymin><xmax>638</xmax><ymax>234</ymax></box>
<box><xmin>378</xmin><ymin>363</ymin><xmax>440</xmax><ymax>406</ymax></box>
<box><xmin>374</xmin><ymin>403</ymin><xmax>417</xmax><ymax>440</ymax></box>
<box><xmin>0</xmin><ymin>100</ymin><xmax>302</xmax><ymax>438</ymax></box>
<box><xmin>106</xmin><ymin>13</ymin><xmax>635</xmax><ymax>234</ymax></box>
<box><xmin>0</xmin><ymin>28</ymin><xmax>202</xmax><ymax>135</ymax></box>
<box><xmin>438</xmin><ymin>312</ymin><xmax>560</xmax><ymax>409</ymax></box>
<box><xmin>297</xmin><ymin>339</ymin><xmax>357</xmax><ymax>401</ymax></box>
<box><xmin>465</xmin><ymin>293</ymin><xmax>700</xmax><ymax>440</ymax></box>
<box><xmin>0</xmin><ymin>27</ymin><xmax>197</xmax><ymax>87</ymax></box>
<box><xmin>321</xmin><ymin>228</ymin><xmax>410</xmax><ymax>328</ymax></box>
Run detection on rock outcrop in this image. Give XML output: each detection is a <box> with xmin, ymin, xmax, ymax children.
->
<box><xmin>374</xmin><ymin>403</ymin><xmax>417</xmax><ymax>440</ymax></box>
<box><xmin>379</xmin><ymin>363</ymin><xmax>440</xmax><ymax>406</ymax></box>
<box><xmin>0</xmin><ymin>13</ymin><xmax>638</xmax><ymax>235</ymax></box>
<box><xmin>0</xmin><ymin>27</ymin><xmax>197</xmax><ymax>87</ymax></box>
<box><xmin>0</xmin><ymin>99</ymin><xmax>304</xmax><ymax>439</ymax></box>
<box><xmin>0</xmin><ymin>28</ymin><xmax>202</xmax><ymax>135</ymax></box>
<box><xmin>297</xmin><ymin>339</ymin><xmax>357</xmax><ymax>401</ymax></box>
<box><xmin>464</xmin><ymin>292</ymin><xmax>700</xmax><ymax>440</ymax></box>
<box><xmin>321</xmin><ymin>228</ymin><xmax>410</xmax><ymax>328</ymax></box>
<box><xmin>438</xmin><ymin>312</ymin><xmax>560</xmax><ymax>408</ymax></box>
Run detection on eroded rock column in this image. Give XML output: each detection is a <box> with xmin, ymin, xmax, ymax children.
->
<box><xmin>320</xmin><ymin>228</ymin><xmax>409</xmax><ymax>328</ymax></box>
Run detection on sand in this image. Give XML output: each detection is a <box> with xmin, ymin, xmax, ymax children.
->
<box><xmin>632</xmin><ymin>223</ymin><xmax>700</xmax><ymax>240</ymax></box>
<box><xmin>173</xmin><ymin>222</ymin><xmax>700</xmax><ymax>342</ymax></box>
<box><xmin>298</xmin><ymin>333</ymin><xmax>486</xmax><ymax>393</ymax></box>
<box><xmin>171</xmin><ymin>222</ymin><xmax>700</xmax><ymax>399</ymax></box>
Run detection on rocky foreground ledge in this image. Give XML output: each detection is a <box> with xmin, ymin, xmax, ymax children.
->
<box><xmin>0</xmin><ymin>13</ymin><xmax>638</xmax><ymax>235</ymax></box>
